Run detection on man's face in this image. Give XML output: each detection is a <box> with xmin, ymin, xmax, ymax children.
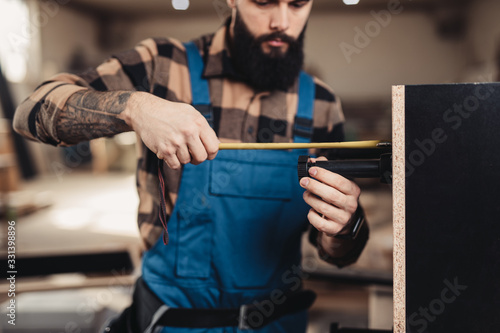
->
<box><xmin>228</xmin><ymin>0</ymin><xmax>313</xmax><ymax>55</ymax></box>
<box><xmin>227</xmin><ymin>0</ymin><xmax>312</xmax><ymax>91</ymax></box>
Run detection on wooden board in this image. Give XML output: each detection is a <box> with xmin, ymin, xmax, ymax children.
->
<box><xmin>393</xmin><ymin>83</ymin><xmax>500</xmax><ymax>333</ymax></box>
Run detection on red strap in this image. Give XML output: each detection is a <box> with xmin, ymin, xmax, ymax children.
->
<box><xmin>157</xmin><ymin>160</ymin><xmax>169</xmax><ymax>245</ymax></box>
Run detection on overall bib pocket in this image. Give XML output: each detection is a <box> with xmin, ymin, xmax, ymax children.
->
<box><xmin>208</xmin><ymin>151</ymin><xmax>300</xmax><ymax>288</ymax></box>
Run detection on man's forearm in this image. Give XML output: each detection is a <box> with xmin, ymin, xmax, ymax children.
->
<box><xmin>56</xmin><ymin>90</ymin><xmax>133</xmax><ymax>145</ymax></box>
<box><xmin>14</xmin><ymin>81</ymin><xmax>137</xmax><ymax>146</ymax></box>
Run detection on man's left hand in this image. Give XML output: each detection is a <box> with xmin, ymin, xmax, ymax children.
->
<box><xmin>300</xmin><ymin>156</ymin><xmax>361</xmax><ymax>238</ymax></box>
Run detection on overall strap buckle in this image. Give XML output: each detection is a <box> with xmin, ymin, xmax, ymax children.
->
<box><xmin>238</xmin><ymin>304</ymin><xmax>252</xmax><ymax>330</ymax></box>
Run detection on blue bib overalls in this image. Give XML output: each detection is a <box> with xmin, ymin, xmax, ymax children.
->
<box><xmin>142</xmin><ymin>42</ymin><xmax>316</xmax><ymax>333</ymax></box>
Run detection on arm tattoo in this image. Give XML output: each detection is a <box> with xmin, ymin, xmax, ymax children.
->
<box><xmin>57</xmin><ymin>90</ymin><xmax>133</xmax><ymax>144</ymax></box>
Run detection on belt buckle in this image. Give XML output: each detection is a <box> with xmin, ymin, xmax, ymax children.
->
<box><xmin>238</xmin><ymin>304</ymin><xmax>251</xmax><ymax>330</ymax></box>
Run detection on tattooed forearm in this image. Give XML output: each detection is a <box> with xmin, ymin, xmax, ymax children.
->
<box><xmin>56</xmin><ymin>90</ymin><xmax>133</xmax><ymax>144</ymax></box>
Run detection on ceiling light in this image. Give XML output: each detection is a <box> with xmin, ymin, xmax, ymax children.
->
<box><xmin>343</xmin><ymin>0</ymin><xmax>360</xmax><ymax>5</ymax></box>
<box><xmin>172</xmin><ymin>0</ymin><xmax>189</xmax><ymax>10</ymax></box>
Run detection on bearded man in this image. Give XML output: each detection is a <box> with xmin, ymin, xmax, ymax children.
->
<box><xmin>14</xmin><ymin>1</ymin><xmax>369</xmax><ymax>332</ymax></box>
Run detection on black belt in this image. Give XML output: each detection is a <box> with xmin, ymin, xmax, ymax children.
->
<box><xmin>136</xmin><ymin>278</ymin><xmax>316</xmax><ymax>332</ymax></box>
<box><xmin>151</xmin><ymin>291</ymin><xmax>316</xmax><ymax>330</ymax></box>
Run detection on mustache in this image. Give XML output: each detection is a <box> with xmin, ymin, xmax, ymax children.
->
<box><xmin>253</xmin><ymin>32</ymin><xmax>297</xmax><ymax>45</ymax></box>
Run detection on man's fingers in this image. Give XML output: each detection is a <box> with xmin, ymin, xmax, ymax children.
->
<box><xmin>303</xmin><ymin>190</ymin><xmax>351</xmax><ymax>224</ymax></box>
<box><xmin>308</xmin><ymin>166</ymin><xmax>359</xmax><ymax>196</ymax></box>
<box><xmin>307</xmin><ymin>208</ymin><xmax>344</xmax><ymax>236</ymax></box>
<box><xmin>187</xmin><ymin>136</ymin><xmax>208</xmax><ymax>165</ymax></box>
<box><xmin>162</xmin><ymin>151</ymin><xmax>182</xmax><ymax>170</ymax></box>
<box><xmin>300</xmin><ymin>176</ymin><xmax>354</xmax><ymax>211</ymax></box>
<box><xmin>161</xmin><ymin>127</ymin><xmax>217</xmax><ymax>169</ymax></box>
<box><xmin>176</xmin><ymin>145</ymin><xmax>192</xmax><ymax>165</ymax></box>
<box><xmin>309</xmin><ymin>156</ymin><xmax>327</xmax><ymax>163</ymax></box>
<box><xmin>200</xmin><ymin>126</ymin><xmax>219</xmax><ymax>160</ymax></box>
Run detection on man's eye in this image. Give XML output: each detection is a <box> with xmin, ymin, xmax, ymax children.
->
<box><xmin>255</xmin><ymin>0</ymin><xmax>271</xmax><ymax>6</ymax></box>
<box><xmin>290</xmin><ymin>1</ymin><xmax>308</xmax><ymax>8</ymax></box>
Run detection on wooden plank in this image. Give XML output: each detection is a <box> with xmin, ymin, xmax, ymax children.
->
<box><xmin>393</xmin><ymin>83</ymin><xmax>500</xmax><ymax>332</ymax></box>
<box><xmin>392</xmin><ymin>85</ymin><xmax>406</xmax><ymax>333</ymax></box>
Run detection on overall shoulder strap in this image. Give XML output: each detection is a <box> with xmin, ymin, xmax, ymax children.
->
<box><xmin>183</xmin><ymin>41</ymin><xmax>213</xmax><ymax>127</ymax></box>
<box><xmin>157</xmin><ymin>42</ymin><xmax>214</xmax><ymax>245</ymax></box>
<box><xmin>293</xmin><ymin>71</ymin><xmax>315</xmax><ymax>143</ymax></box>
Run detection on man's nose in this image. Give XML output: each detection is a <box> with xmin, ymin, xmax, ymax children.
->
<box><xmin>270</xmin><ymin>3</ymin><xmax>290</xmax><ymax>32</ymax></box>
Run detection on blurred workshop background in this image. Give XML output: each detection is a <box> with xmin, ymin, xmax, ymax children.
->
<box><xmin>0</xmin><ymin>0</ymin><xmax>499</xmax><ymax>332</ymax></box>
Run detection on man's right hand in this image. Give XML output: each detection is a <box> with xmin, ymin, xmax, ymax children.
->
<box><xmin>123</xmin><ymin>92</ymin><xmax>219</xmax><ymax>169</ymax></box>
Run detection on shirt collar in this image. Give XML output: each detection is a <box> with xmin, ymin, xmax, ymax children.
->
<box><xmin>202</xmin><ymin>21</ymin><xmax>240</xmax><ymax>79</ymax></box>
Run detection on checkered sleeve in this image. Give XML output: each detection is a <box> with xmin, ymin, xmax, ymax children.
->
<box><xmin>12</xmin><ymin>38</ymin><xmax>160</xmax><ymax>146</ymax></box>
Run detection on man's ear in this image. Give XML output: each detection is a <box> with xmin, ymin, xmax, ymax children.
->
<box><xmin>226</xmin><ymin>0</ymin><xmax>236</xmax><ymax>9</ymax></box>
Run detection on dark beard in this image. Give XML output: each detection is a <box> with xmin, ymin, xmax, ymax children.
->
<box><xmin>229</xmin><ymin>13</ymin><xmax>306</xmax><ymax>92</ymax></box>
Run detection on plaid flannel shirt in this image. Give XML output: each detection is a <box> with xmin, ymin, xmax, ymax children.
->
<box><xmin>14</xmin><ymin>23</ymin><xmax>368</xmax><ymax>266</ymax></box>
